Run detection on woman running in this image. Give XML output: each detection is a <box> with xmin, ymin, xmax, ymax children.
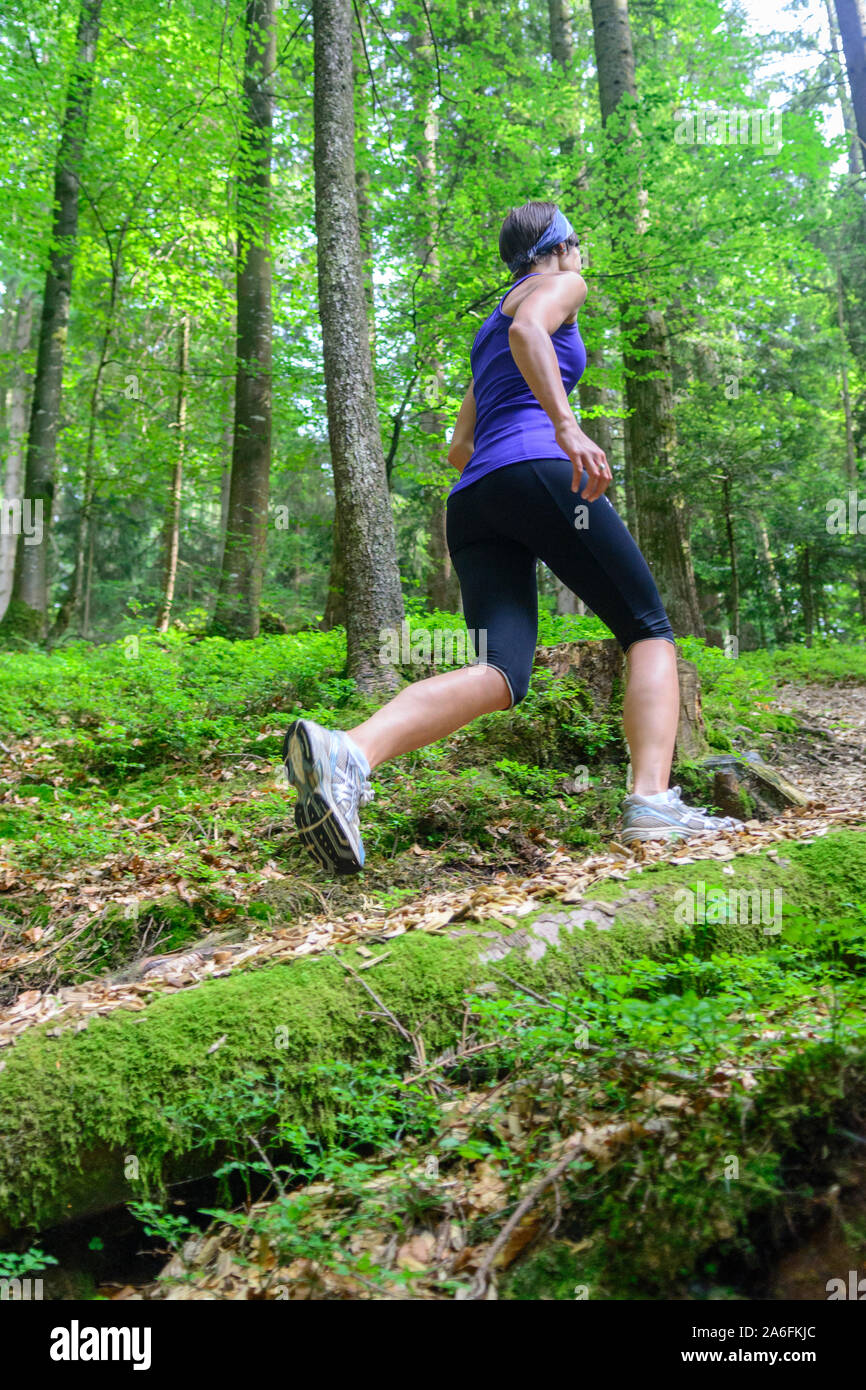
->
<box><xmin>284</xmin><ymin>200</ymin><xmax>741</xmax><ymax>874</ymax></box>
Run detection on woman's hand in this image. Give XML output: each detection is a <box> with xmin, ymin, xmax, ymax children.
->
<box><xmin>555</xmin><ymin>415</ymin><xmax>612</xmax><ymax>502</ymax></box>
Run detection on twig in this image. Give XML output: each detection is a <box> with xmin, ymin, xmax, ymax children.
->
<box><xmin>483</xmin><ymin>967</ymin><xmax>567</xmax><ymax>1011</ymax></box>
<box><xmin>327</xmin><ymin>951</ymin><xmax>412</xmax><ymax>1042</ymax></box>
<box><xmin>243</xmin><ymin>1130</ymin><xmax>287</xmax><ymax>1200</ymax></box>
<box><xmin>467</xmin><ymin>1138</ymin><xmax>588</xmax><ymax>1299</ymax></box>
<box><xmin>397</xmin><ymin>1037</ymin><xmax>504</xmax><ymax>1086</ymax></box>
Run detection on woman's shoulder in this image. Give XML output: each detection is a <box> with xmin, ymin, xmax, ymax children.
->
<box><xmin>500</xmin><ymin>270</ymin><xmax>584</xmax><ymax>325</ymax></box>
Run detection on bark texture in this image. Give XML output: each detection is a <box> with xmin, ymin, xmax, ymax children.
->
<box><xmin>313</xmin><ymin>0</ymin><xmax>404</xmax><ymax>689</ymax></box>
<box><xmin>0</xmin><ymin>289</ymin><xmax>35</xmax><ymax>621</ymax></box>
<box><xmin>589</xmin><ymin>0</ymin><xmax>703</xmax><ymax>637</ymax></box>
<box><xmin>212</xmin><ymin>0</ymin><xmax>276</xmax><ymax>639</ymax></box>
<box><xmin>0</xmin><ymin>0</ymin><xmax>103</xmax><ymax>642</ymax></box>
<box><xmin>835</xmin><ymin>0</ymin><xmax>866</xmax><ymax>166</ymax></box>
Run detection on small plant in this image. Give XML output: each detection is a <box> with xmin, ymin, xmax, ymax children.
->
<box><xmin>0</xmin><ymin>1246</ymin><xmax>58</xmax><ymax>1280</ymax></box>
<box><xmin>128</xmin><ymin>1200</ymin><xmax>197</xmax><ymax>1253</ymax></box>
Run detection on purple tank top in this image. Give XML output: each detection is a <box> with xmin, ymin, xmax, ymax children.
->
<box><xmin>449</xmin><ymin>272</ymin><xmax>587</xmax><ymax>497</ymax></box>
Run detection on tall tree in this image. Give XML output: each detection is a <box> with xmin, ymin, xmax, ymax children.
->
<box><xmin>353</xmin><ymin>13</ymin><xmax>377</xmax><ymax>359</ymax></box>
<box><xmin>753</xmin><ymin>511</ymin><xmax>793</xmax><ymax>644</ymax></box>
<box><xmin>547</xmin><ymin>0</ymin><xmax>617</xmax><ymax>513</ymax></box>
<box><xmin>313</xmin><ymin>0</ymin><xmax>404</xmax><ymax>690</ymax></box>
<box><xmin>834</xmin><ymin>264</ymin><xmax>866</xmax><ymax>621</ymax></box>
<box><xmin>835</xmin><ymin>0</ymin><xmax>866</xmax><ymax>166</ymax></box>
<box><xmin>212</xmin><ymin>0</ymin><xmax>276</xmax><ymax>639</ymax></box>
<box><xmin>0</xmin><ymin>0</ymin><xmax>103</xmax><ymax>642</ymax></box>
<box><xmin>827</xmin><ymin>0</ymin><xmax>864</xmax><ymax>175</ymax></box>
<box><xmin>50</xmin><ymin>224</ymin><xmax>126</xmax><ymax>643</ymax></box>
<box><xmin>408</xmin><ymin>14</ymin><xmax>460</xmax><ymax>614</ymax></box>
<box><xmin>322</xmin><ymin>10</ymin><xmax>375</xmax><ymax>633</ymax></box>
<box><xmin>0</xmin><ymin>285</ymin><xmax>35</xmax><ymax>621</ymax></box>
<box><xmin>589</xmin><ymin>0</ymin><xmax>704</xmax><ymax>636</ymax></box>
<box><xmin>156</xmin><ymin>315</ymin><xmax>190</xmax><ymax>632</ymax></box>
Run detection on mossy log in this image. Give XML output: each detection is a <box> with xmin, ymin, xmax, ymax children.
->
<box><xmin>1</xmin><ymin>829</ymin><xmax>864</xmax><ymax>1239</ymax></box>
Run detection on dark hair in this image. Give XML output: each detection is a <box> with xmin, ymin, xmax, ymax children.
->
<box><xmin>499</xmin><ymin>200</ymin><xmax>578</xmax><ymax>277</ymax></box>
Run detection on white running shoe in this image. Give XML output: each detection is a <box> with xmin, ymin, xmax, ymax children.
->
<box><xmin>620</xmin><ymin>784</ymin><xmax>743</xmax><ymax>845</ymax></box>
<box><xmin>282</xmin><ymin>718</ymin><xmax>374</xmax><ymax>874</ymax></box>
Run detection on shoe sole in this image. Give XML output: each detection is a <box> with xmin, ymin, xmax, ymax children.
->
<box><xmin>283</xmin><ymin>719</ymin><xmax>365</xmax><ymax>874</ymax></box>
<box><xmin>619</xmin><ymin>825</ymin><xmax>710</xmax><ymax>844</ymax></box>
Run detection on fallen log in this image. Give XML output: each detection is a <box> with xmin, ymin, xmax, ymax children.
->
<box><xmin>0</xmin><ymin>828</ymin><xmax>863</xmax><ymax>1241</ymax></box>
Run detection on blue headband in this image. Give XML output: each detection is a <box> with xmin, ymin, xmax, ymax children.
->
<box><xmin>508</xmin><ymin>208</ymin><xmax>575</xmax><ymax>273</ymax></box>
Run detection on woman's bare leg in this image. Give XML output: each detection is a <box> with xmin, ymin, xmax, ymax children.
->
<box><xmin>348</xmin><ymin>664</ymin><xmax>511</xmax><ymax>771</ymax></box>
<box><xmin>348</xmin><ymin>640</ymin><xmax>678</xmax><ymax>795</ymax></box>
<box><xmin>622</xmin><ymin>638</ymin><xmax>679</xmax><ymax>795</ymax></box>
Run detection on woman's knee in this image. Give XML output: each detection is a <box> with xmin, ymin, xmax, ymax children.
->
<box><xmin>621</xmin><ymin>614</ymin><xmax>675</xmax><ymax>652</ymax></box>
<box><xmin>499</xmin><ymin>661</ymin><xmax>532</xmax><ymax>707</ymax></box>
<box><xmin>479</xmin><ymin>660</ymin><xmax>528</xmax><ymax>709</ymax></box>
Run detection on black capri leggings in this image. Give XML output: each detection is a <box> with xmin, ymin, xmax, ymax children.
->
<box><xmin>445</xmin><ymin>457</ymin><xmax>675</xmax><ymax>707</ymax></box>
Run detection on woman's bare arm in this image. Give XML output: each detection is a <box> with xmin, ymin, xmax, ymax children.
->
<box><xmin>507</xmin><ymin>273</ymin><xmax>611</xmax><ymax>501</ymax></box>
<box><xmin>447</xmin><ymin>383</ymin><xmax>476</xmax><ymax>471</ymax></box>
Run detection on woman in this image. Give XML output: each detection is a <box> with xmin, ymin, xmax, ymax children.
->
<box><xmin>284</xmin><ymin>201</ymin><xmax>741</xmax><ymax>874</ymax></box>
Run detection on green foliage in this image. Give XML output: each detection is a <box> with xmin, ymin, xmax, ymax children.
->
<box><xmin>0</xmin><ymin>1246</ymin><xmax>58</xmax><ymax>1280</ymax></box>
<box><xmin>132</xmin><ymin>887</ymin><xmax>866</xmax><ymax>1300</ymax></box>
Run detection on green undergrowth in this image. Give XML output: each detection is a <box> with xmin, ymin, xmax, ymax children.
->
<box><xmin>1</xmin><ymin>624</ymin><xmax>862</xmax><ymax>1000</ymax></box>
<box><xmin>678</xmin><ymin>636</ymin><xmax>866</xmax><ymax>754</ymax></box>
<box><xmin>133</xmin><ymin>892</ymin><xmax>866</xmax><ymax>1301</ymax></box>
<box><xmin>6</xmin><ymin>617</ymin><xmax>851</xmax><ymax>784</ymax></box>
<box><xmin>0</xmin><ymin>830</ymin><xmax>863</xmax><ymax>1242</ymax></box>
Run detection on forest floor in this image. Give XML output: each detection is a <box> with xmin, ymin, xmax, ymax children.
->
<box><xmin>1</xmin><ymin>627</ymin><xmax>865</xmax><ymax>1300</ymax></box>
<box><xmin>119</xmin><ymin>671</ymin><xmax>866</xmax><ymax>1302</ymax></box>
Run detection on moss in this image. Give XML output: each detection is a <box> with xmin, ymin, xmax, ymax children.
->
<box><xmin>503</xmin><ymin>1044</ymin><xmax>866</xmax><ymax>1300</ymax></box>
<box><xmin>0</xmin><ymin>934</ymin><xmax>487</xmax><ymax>1232</ymax></box>
<box><xmin>790</xmin><ymin>831</ymin><xmax>866</xmax><ymax>906</ymax></box>
<box><xmin>1</xmin><ymin>828</ymin><xmax>863</xmax><ymax>1237</ymax></box>
<box><xmin>0</xmin><ymin>600</ymin><xmax>44</xmax><ymax>648</ymax></box>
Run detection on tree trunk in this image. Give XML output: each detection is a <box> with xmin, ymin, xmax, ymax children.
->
<box><xmin>0</xmin><ymin>289</ymin><xmax>35</xmax><ymax>622</ymax></box>
<box><xmin>82</xmin><ymin>522</ymin><xmax>95</xmax><ymax>639</ymax></box>
<box><xmin>428</xmin><ymin>497</ymin><xmax>460</xmax><ymax>612</ymax></box>
<box><xmin>799</xmin><ymin>544</ymin><xmax>814</xmax><ymax>648</ymax></box>
<box><xmin>553</xmin><ymin>576</ymin><xmax>585</xmax><ymax>615</ymax></box>
<box><xmin>215</xmin><ymin>384</ymin><xmax>234</xmax><ymax>588</ymax></box>
<box><xmin>753</xmin><ymin>512</ymin><xmax>793</xmax><ymax>643</ymax></box>
<box><xmin>827</xmin><ymin>0</ymin><xmax>864</xmax><ymax>175</ymax></box>
<box><xmin>352</xmin><ymin>14</ymin><xmax>376</xmax><ymax>361</ymax></box>
<box><xmin>720</xmin><ymin>471</ymin><xmax>739</xmax><ymax>637</ymax></box>
<box><xmin>406</xmin><ymin>19</ymin><xmax>460</xmax><ymax>615</ymax></box>
<box><xmin>156</xmin><ymin>316</ymin><xmax>190</xmax><ymax>632</ymax></box>
<box><xmin>321</xmin><ymin>6</ymin><xmax>380</xmax><ymax>633</ymax></box>
<box><xmin>0</xmin><ymin>0</ymin><xmax>103</xmax><ymax>643</ymax></box>
<box><xmin>322</xmin><ymin>504</ymin><xmax>347</xmax><ymax>629</ymax></box>
<box><xmin>835</xmin><ymin>0</ymin><xmax>866</xmax><ymax>168</ymax></box>
<box><xmin>50</xmin><ymin>239</ymin><xmax>124</xmax><ymax>644</ymax></box>
<box><xmin>548</xmin><ymin>0</ymin><xmax>618</xmax><ymax>513</ymax></box>
<box><xmin>589</xmin><ymin>0</ymin><xmax>703</xmax><ymax>637</ymax></box>
<box><xmin>313</xmin><ymin>0</ymin><xmax>404</xmax><ymax>691</ymax></box>
<box><xmin>211</xmin><ymin>0</ymin><xmax>275</xmax><ymax>639</ymax></box>
<box><xmin>835</xmin><ymin>264</ymin><xmax>866</xmax><ymax>622</ymax></box>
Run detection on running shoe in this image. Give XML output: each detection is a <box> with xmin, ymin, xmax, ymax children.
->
<box><xmin>282</xmin><ymin>718</ymin><xmax>374</xmax><ymax>874</ymax></box>
<box><xmin>620</xmin><ymin>784</ymin><xmax>743</xmax><ymax>845</ymax></box>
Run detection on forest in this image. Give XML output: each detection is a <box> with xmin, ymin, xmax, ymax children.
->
<box><xmin>0</xmin><ymin>0</ymin><xmax>865</xmax><ymax>1329</ymax></box>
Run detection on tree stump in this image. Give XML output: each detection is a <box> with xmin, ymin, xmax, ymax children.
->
<box><xmin>533</xmin><ymin>638</ymin><xmax>623</xmax><ymax>705</ymax></box>
<box><xmin>533</xmin><ymin>640</ymin><xmax>708</xmax><ymax>761</ymax></box>
<box><xmin>675</xmin><ymin>655</ymin><xmax>709</xmax><ymax>759</ymax></box>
